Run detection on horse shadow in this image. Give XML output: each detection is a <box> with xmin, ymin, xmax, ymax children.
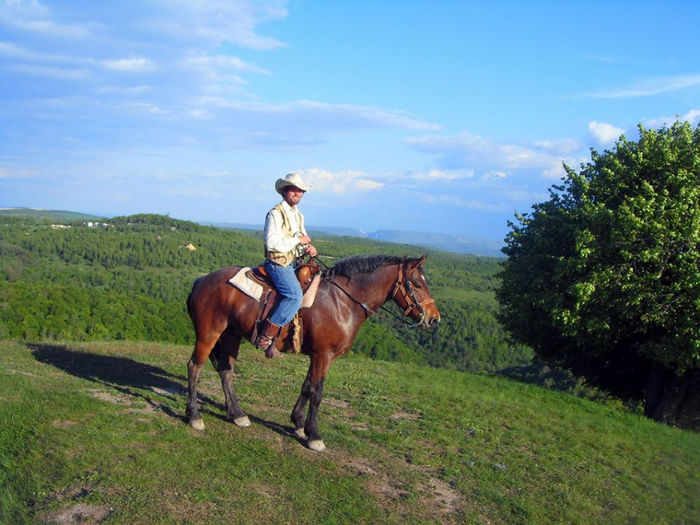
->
<box><xmin>29</xmin><ymin>343</ymin><xmax>301</xmax><ymax>441</ymax></box>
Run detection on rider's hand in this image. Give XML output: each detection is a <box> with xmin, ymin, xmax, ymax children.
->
<box><xmin>305</xmin><ymin>244</ymin><xmax>318</xmax><ymax>257</ymax></box>
<box><xmin>298</xmin><ymin>234</ymin><xmax>312</xmax><ymax>245</ymax></box>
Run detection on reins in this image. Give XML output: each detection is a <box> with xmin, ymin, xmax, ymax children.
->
<box><xmin>313</xmin><ymin>256</ymin><xmax>432</xmax><ymax>329</ymax></box>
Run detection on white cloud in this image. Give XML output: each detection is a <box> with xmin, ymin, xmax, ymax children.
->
<box><xmin>123</xmin><ymin>101</ymin><xmax>169</xmax><ymax>115</ymax></box>
<box><xmin>541</xmin><ymin>161</ymin><xmax>568</xmax><ymax>180</ymax></box>
<box><xmin>644</xmin><ymin>109</ymin><xmax>700</xmax><ymax>129</ymax></box>
<box><xmin>101</xmin><ymin>57</ymin><xmax>156</xmax><ymax>73</ymax></box>
<box><xmin>149</xmin><ymin>0</ymin><xmax>289</xmax><ymax>50</ymax></box>
<box><xmin>187</xmin><ymin>97</ymin><xmax>439</xmax><ymax>137</ymax></box>
<box><xmin>0</xmin><ymin>40</ymin><xmax>29</xmax><ymax>57</ymax></box>
<box><xmin>181</xmin><ymin>54</ymin><xmax>270</xmax><ymax>99</ymax></box>
<box><xmin>187</xmin><ymin>108</ymin><xmax>214</xmax><ymax>120</ymax></box>
<box><xmin>0</xmin><ymin>167</ymin><xmax>39</xmax><ymax>179</ymax></box>
<box><xmin>533</xmin><ymin>138</ymin><xmax>582</xmax><ymax>155</ymax></box>
<box><xmin>482</xmin><ymin>170</ymin><xmax>507</xmax><ymax>181</ymax></box>
<box><xmin>184</xmin><ymin>54</ymin><xmax>270</xmax><ymax>75</ymax></box>
<box><xmin>97</xmin><ymin>85</ymin><xmax>152</xmax><ymax>94</ymax></box>
<box><xmin>356</xmin><ymin>179</ymin><xmax>384</xmax><ymax>190</ymax></box>
<box><xmin>406</xmin><ymin>132</ymin><xmax>542</xmax><ymax>168</ymax></box>
<box><xmin>411</xmin><ymin>169</ymin><xmax>473</xmax><ymax>181</ymax></box>
<box><xmin>0</xmin><ymin>40</ymin><xmax>92</xmax><ymax>65</ymax></box>
<box><xmin>406</xmin><ymin>131</ymin><xmax>579</xmax><ymax>179</ymax></box>
<box><xmin>292</xmin><ymin>100</ymin><xmax>440</xmax><ymax>131</ymax></box>
<box><xmin>11</xmin><ymin>63</ymin><xmax>88</xmax><ymax>79</ymax></box>
<box><xmin>300</xmin><ymin>168</ymin><xmax>384</xmax><ymax>194</ymax></box>
<box><xmin>588</xmin><ymin>121</ymin><xmax>624</xmax><ymax>144</ymax></box>
<box><xmin>0</xmin><ymin>1</ymin><xmax>93</xmax><ymax>38</ymax></box>
<box><xmin>580</xmin><ymin>74</ymin><xmax>700</xmax><ymax>99</ymax></box>
<box><xmin>421</xmin><ymin>193</ymin><xmax>503</xmax><ymax>212</ymax></box>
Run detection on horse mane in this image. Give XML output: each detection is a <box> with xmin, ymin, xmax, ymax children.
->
<box><xmin>324</xmin><ymin>254</ymin><xmax>407</xmax><ymax>280</ymax></box>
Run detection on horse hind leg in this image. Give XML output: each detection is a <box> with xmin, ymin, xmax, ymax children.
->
<box><xmin>214</xmin><ymin>333</ymin><xmax>250</xmax><ymax>427</ymax></box>
<box><xmin>186</xmin><ymin>339</ymin><xmax>214</xmax><ymax>430</ymax></box>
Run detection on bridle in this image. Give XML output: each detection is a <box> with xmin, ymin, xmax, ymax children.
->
<box><xmin>324</xmin><ymin>259</ymin><xmax>435</xmax><ymax>329</ymax></box>
<box><xmin>390</xmin><ymin>262</ymin><xmax>436</xmax><ymax>327</ymax></box>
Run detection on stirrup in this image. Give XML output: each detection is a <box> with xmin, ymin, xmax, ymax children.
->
<box><xmin>255</xmin><ymin>320</ymin><xmax>280</xmax><ymax>358</ymax></box>
<box><xmin>254</xmin><ymin>335</ymin><xmax>276</xmax><ymax>358</ymax></box>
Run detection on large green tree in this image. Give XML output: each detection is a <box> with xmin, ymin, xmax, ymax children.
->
<box><xmin>497</xmin><ymin>121</ymin><xmax>700</xmax><ymax>428</ymax></box>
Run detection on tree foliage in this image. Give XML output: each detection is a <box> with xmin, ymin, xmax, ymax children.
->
<box><xmin>497</xmin><ymin>121</ymin><xmax>700</xmax><ymax>425</ymax></box>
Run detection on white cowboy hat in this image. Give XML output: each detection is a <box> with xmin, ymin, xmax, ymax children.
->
<box><xmin>275</xmin><ymin>172</ymin><xmax>311</xmax><ymax>195</ymax></box>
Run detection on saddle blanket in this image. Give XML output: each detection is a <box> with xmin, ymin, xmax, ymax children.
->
<box><xmin>227</xmin><ymin>267</ymin><xmax>321</xmax><ymax>308</ymax></box>
<box><xmin>228</xmin><ymin>267</ymin><xmax>264</xmax><ymax>300</ymax></box>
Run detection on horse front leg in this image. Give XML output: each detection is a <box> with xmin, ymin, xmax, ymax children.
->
<box><xmin>213</xmin><ymin>335</ymin><xmax>250</xmax><ymax>427</ymax></box>
<box><xmin>301</xmin><ymin>355</ymin><xmax>332</xmax><ymax>452</ymax></box>
<box><xmin>291</xmin><ymin>368</ymin><xmax>312</xmax><ymax>439</ymax></box>
<box><xmin>305</xmin><ymin>377</ymin><xmax>327</xmax><ymax>451</ymax></box>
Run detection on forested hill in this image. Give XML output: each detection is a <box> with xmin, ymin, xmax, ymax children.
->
<box><xmin>0</xmin><ymin>213</ymin><xmax>531</xmax><ymax>373</ymax></box>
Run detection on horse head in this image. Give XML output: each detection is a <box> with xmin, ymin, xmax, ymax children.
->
<box><xmin>392</xmin><ymin>256</ymin><xmax>441</xmax><ymax>330</ymax></box>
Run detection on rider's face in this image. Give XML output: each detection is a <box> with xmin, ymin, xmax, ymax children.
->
<box><xmin>283</xmin><ymin>186</ymin><xmax>305</xmax><ymax>207</ymax></box>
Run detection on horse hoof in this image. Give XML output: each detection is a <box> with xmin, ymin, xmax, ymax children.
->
<box><xmin>233</xmin><ymin>416</ymin><xmax>251</xmax><ymax>427</ymax></box>
<box><xmin>294</xmin><ymin>428</ymin><xmax>307</xmax><ymax>439</ymax></box>
<box><xmin>190</xmin><ymin>418</ymin><xmax>205</xmax><ymax>431</ymax></box>
<box><xmin>307</xmin><ymin>439</ymin><xmax>326</xmax><ymax>452</ymax></box>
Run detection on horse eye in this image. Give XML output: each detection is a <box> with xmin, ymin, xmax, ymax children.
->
<box><xmin>411</xmin><ymin>279</ymin><xmax>422</xmax><ymax>289</ymax></box>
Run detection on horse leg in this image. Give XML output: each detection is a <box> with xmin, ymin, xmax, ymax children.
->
<box><xmin>302</xmin><ymin>355</ymin><xmax>332</xmax><ymax>452</ymax></box>
<box><xmin>186</xmin><ymin>338</ymin><xmax>217</xmax><ymax>430</ymax></box>
<box><xmin>214</xmin><ymin>333</ymin><xmax>250</xmax><ymax>427</ymax></box>
<box><xmin>291</xmin><ymin>368</ymin><xmax>312</xmax><ymax>439</ymax></box>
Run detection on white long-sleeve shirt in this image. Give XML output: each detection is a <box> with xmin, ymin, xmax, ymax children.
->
<box><xmin>264</xmin><ymin>200</ymin><xmax>307</xmax><ymax>264</ymax></box>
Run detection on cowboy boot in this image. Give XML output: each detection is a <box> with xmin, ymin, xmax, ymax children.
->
<box><xmin>255</xmin><ymin>320</ymin><xmax>281</xmax><ymax>358</ymax></box>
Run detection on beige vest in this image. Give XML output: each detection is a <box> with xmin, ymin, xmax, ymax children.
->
<box><xmin>265</xmin><ymin>203</ymin><xmax>305</xmax><ymax>267</ymax></box>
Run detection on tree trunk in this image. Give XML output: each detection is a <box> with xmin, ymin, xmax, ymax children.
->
<box><xmin>645</xmin><ymin>364</ymin><xmax>700</xmax><ymax>430</ymax></box>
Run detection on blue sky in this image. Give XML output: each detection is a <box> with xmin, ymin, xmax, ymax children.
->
<box><xmin>1</xmin><ymin>0</ymin><xmax>698</xmax><ymax>242</ymax></box>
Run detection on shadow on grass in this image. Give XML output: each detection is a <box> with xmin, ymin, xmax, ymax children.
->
<box><xmin>28</xmin><ymin>342</ymin><xmax>302</xmax><ymax>442</ymax></box>
<box><xmin>30</xmin><ymin>342</ymin><xmax>197</xmax><ymax>423</ymax></box>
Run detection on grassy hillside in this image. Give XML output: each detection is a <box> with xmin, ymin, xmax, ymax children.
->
<box><xmin>1</xmin><ymin>340</ymin><xmax>697</xmax><ymax>524</ymax></box>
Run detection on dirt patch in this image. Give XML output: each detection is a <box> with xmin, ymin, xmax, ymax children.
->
<box><xmin>52</xmin><ymin>420</ymin><xmax>79</xmax><ymax>428</ymax></box>
<box><xmin>324</xmin><ymin>439</ymin><xmax>465</xmax><ymax>523</ymax></box>
<box><xmin>426</xmin><ymin>475</ymin><xmax>461</xmax><ymax>514</ymax></box>
<box><xmin>339</xmin><ymin>455</ymin><xmax>408</xmax><ymax>502</ymax></box>
<box><xmin>350</xmin><ymin>421</ymin><xmax>370</xmax><ymax>431</ymax></box>
<box><xmin>343</xmin><ymin>456</ymin><xmax>378</xmax><ymax>476</ymax></box>
<box><xmin>324</xmin><ymin>397</ymin><xmax>358</xmax><ymax>417</ymax></box>
<box><xmin>5</xmin><ymin>368</ymin><xmax>40</xmax><ymax>378</ymax></box>
<box><xmin>151</xmin><ymin>386</ymin><xmax>184</xmax><ymax>398</ymax></box>
<box><xmin>390</xmin><ymin>411</ymin><xmax>421</xmax><ymax>421</ymax></box>
<box><xmin>87</xmin><ymin>389</ymin><xmax>131</xmax><ymax>405</ymax></box>
<box><xmin>43</xmin><ymin>503</ymin><xmax>112</xmax><ymax>524</ymax></box>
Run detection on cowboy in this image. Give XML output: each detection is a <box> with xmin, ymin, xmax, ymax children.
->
<box><xmin>255</xmin><ymin>173</ymin><xmax>318</xmax><ymax>356</ymax></box>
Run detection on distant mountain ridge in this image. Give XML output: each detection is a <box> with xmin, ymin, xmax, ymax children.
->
<box><xmin>208</xmin><ymin>222</ymin><xmax>504</xmax><ymax>257</ymax></box>
<box><xmin>367</xmin><ymin>229</ymin><xmax>504</xmax><ymax>258</ymax></box>
<box><xmin>0</xmin><ymin>207</ymin><xmax>102</xmax><ymax>221</ymax></box>
<box><xmin>0</xmin><ymin>208</ymin><xmax>504</xmax><ymax>257</ymax></box>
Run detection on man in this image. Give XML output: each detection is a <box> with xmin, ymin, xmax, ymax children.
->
<box><xmin>255</xmin><ymin>172</ymin><xmax>318</xmax><ymax>357</ymax></box>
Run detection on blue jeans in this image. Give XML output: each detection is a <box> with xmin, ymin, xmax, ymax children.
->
<box><xmin>264</xmin><ymin>260</ymin><xmax>303</xmax><ymax>326</ymax></box>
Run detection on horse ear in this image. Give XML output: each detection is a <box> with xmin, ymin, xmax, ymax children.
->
<box><xmin>412</xmin><ymin>255</ymin><xmax>428</xmax><ymax>268</ymax></box>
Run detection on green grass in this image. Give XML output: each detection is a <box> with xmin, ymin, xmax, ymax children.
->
<box><xmin>1</xmin><ymin>340</ymin><xmax>698</xmax><ymax>524</ymax></box>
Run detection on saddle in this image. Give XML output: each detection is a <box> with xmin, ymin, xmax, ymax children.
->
<box><xmin>233</xmin><ymin>259</ymin><xmax>321</xmax><ymax>353</ymax></box>
<box><xmin>249</xmin><ymin>259</ymin><xmax>320</xmax><ymax>294</ymax></box>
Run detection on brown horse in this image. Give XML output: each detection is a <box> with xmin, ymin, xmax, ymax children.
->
<box><xmin>186</xmin><ymin>254</ymin><xmax>440</xmax><ymax>451</ymax></box>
